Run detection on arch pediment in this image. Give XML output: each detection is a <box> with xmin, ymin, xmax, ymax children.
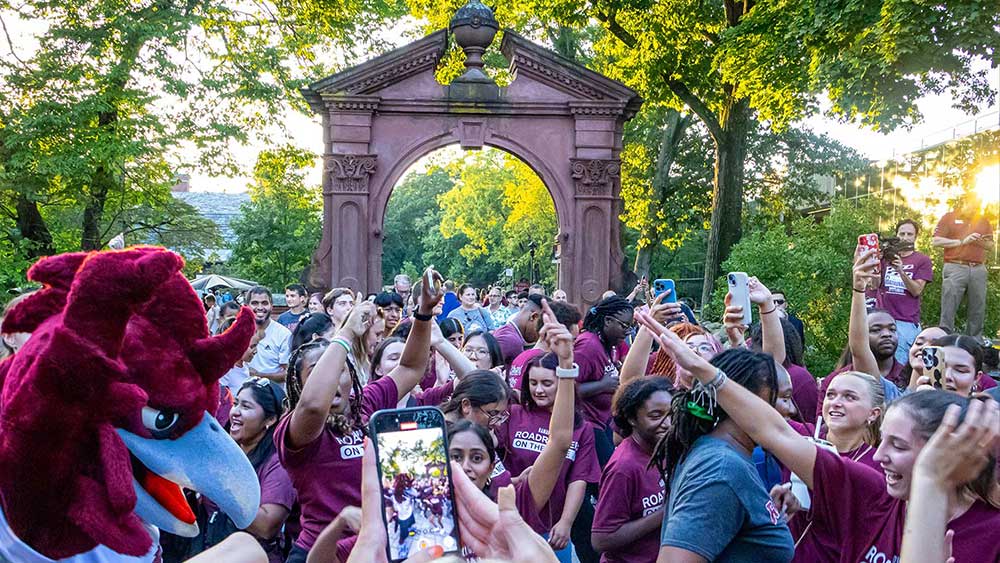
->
<box><xmin>304</xmin><ymin>9</ymin><xmax>640</xmax><ymax>306</ymax></box>
<box><xmin>302</xmin><ymin>29</ymin><xmax>640</xmax><ymax>118</ymax></box>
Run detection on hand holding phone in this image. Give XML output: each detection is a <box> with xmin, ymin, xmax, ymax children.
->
<box><xmin>653</xmin><ymin>279</ymin><xmax>677</xmax><ymax>304</ymax></box>
<box><xmin>727</xmin><ymin>272</ymin><xmax>752</xmax><ymax>326</ymax></box>
<box><xmin>922</xmin><ymin>346</ymin><xmax>946</xmax><ymax>389</ymax></box>
<box><xmin>857</xmin><ymin>234</ymin><xmax>881</xmax><ymax>275</ymax></box>
<box><xmin>370</xmin><ymin>407</ymin><xmax>460</xmax><ymax>562</ymax></box>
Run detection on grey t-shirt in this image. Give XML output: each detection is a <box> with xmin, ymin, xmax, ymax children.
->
<box><xmin>661</xmin><ymin>435</ymin><xmax>794</xmax><ymax>562</ymax></box>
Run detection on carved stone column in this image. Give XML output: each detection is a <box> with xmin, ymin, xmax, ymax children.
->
<box><xmin>323</xmin><ymin>154</ymin><xmax>377</xmax><ymax>292</ymax></box>
<box><xmin>570</xmin><ymin>158</ymin><xmax>621</xmax><ymax>304</ymax></box>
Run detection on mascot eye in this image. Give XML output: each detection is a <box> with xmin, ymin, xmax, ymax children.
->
<box><xmin>141</xmin><ymin>406</ymin><xmax>180</xmax><ymax>436</ymax></box>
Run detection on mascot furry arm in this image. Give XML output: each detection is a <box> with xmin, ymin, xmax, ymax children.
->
<box><xmin>0</xmin><ymin>247</ymin><xmax>260</xmax><ymax>560</ymax></box>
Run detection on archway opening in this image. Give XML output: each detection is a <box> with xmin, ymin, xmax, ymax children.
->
<box><xmin>381</xmin><ymin>146</ymin><xmax>559</xmax><ymax>293</ymax></box>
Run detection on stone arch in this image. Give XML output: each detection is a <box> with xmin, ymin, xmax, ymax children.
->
<box><xmin>302</xmin><ymin>2</ymin><xmax>640</xmax><ymax>306</ymax></box>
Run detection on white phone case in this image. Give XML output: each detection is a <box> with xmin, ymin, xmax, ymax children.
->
<box><xmin>728</xmin><ymin>272</ymin><xmax>752</xmax><ymax>326</ymax></box>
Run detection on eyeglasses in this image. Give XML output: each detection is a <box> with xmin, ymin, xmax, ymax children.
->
<box><xmin>773</xmin><ymin>299</ymin><xmax>786</xmax><ymax>305</ymax></box>
<box><xmin>477</xmin><ymin>406</ymin><xmax>509</xmax><ymax>426</ymax></box>
<box><xmin>245</xmin><ymin>376</ymin><xmax>278</xmax><ymax>403</ymax></box>
<box><xmin>686</xmin><ymin>343</ymin><xmax>716</xmax><ymax>356</ymax></box>
<box><xmin>464</xmin><ymin>347</ymin><xmax>491</xmax><ymax>358</ymax></box>
<box><xmin>608</xmin><ymin>316</ymin><xmax>635</xmax><ymax>331</ymax></box>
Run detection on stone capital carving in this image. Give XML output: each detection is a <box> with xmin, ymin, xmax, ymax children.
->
<box><xmin>570</xmin><ymin>158</ymin><xmax>620</xmax><ymax>196</ymax></box>
<box><xmin>324</xmin><ymin>154</ymin><xmax>377</xmax><ymax>193</ymax></box>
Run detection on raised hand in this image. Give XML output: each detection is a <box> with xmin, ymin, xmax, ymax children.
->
<box><xmin>339</xmin><ymin>301</ymin><xmax>376</xmax><ymax>340</ymax></box>
<box><xmin>853</xmin><ymin>247</ymin><xmax>880</xmax><ymax>291</ymax></box>
<box><xmin>417</xmin><ymin>267</ymin><xmax>445</xmax><ymax>315</ymax></box>
<box><xmin>722</xmin><ymin>292</ymin><xmax>748</xmax><ymax>349</ymax></box>
<box><xmin>746</xmin><ymin>276</ymin><xmax>773</xmax><ymax>305</ymax></box>
<box><xmin>648</xmin><ymin>289</ymin><xmax>684</xmax><ymax>325</ymax></box>
<box><xmin>540</xmin><ymin>298</ymin><xmax>573</xmax><ymax>367</ymax></box>
<box><xmin>345</xmin><ymin>440</ymin><xmax>442</xmax><ymax>563</ymax></box>
<box><xmin>449</xmin><ymin>462</ymin><xmax>558</xmax><ymax>562</ymax></box>
<box><xmin>913</xmin><ymin>399</ymin><xmax>999</xmax><ymax>490</ymax></box>
<box><xmin>636</xmin><ymin>311</ymin><xmax>715</xmax><ymax>383</ymax></box>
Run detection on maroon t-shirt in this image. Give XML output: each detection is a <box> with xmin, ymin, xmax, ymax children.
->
<box><xmin>791</xmin><ymin>447</ymin><xmax>1000</xmax><ymax>563</ymax></box>
<box><xmin>787</xmin><ymin>420</ymin><xmax>880</xmax><ymax>472</ymax></box>
<box><xmin>864</xmin><ymin>252</ymin><xmax>933</xmax><ymax>324</ymax></box>
<box><xmin>493</xmin><ymin>322</ymin><xmax>527</xmax><ymax>371</ymax></box>
<box><xmin>785</xmin><ymin>363</ymin><xmax>818</xmax><ymax>424</ymax></box>
<box><xmin>574</xmin><ymin>331</ymin><xmax>628</xmax><ymax>427</ymax></box>
<box><xmin>592</xmin><ymin>436</ymin><xmax>665</xmax><ymax>563</ymax></box>
<box><xmin>201</xmin><ymin>452</ymin><xmax>296</xmax><ymax>563</ymax></box>
<box><xmin>508</xmin><ymin>347</ymin><xmax>544</xmax><ymax>390</ymax></box>
<box><xmin>495</xmin><ymin>404</ymin><xmax>602</xmax><ymax>533</ymax></box>
<box><xmin>414</xmin><ymin>379</ymin><xmax>454</xmax><ymax>407</ymax></box>
<box><xmin>274</xmin><ymin>376</ymin><xmax>398</xmax><ymax>551</ymax></box>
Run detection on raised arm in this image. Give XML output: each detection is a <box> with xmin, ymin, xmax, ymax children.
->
<box><xmin>637</xmin><ymin>312</ymin><xmax>819</xmax><ymax>489</ymax></box>
<box><xmin>748</xmin><ymin>277</ymin><xmax>785</xmax><ymax>366</ymax></box>
<box><xmin>288</xmin><ymin>301</ymin><xmax>374</xmax><ymax>449</ymax></box>
<box><xmin>901</xmin><ymin>400</ymin><xmax>999</xmax><ymax>563</ymax></box>
<box><xmin>429</xmin><ymin>320</ymin><xmax>476</xmax><ymax>379</ymax></box>
<box><xmin>527</xmin><ymin>302</ymin><xmax>577</xmax><ymax>510</ymax></box>
<box><xmin>620</xmin><ymin>291</ymin><xmax>682</xmax><ymax>388</ymax></box>
<box><xmin>849</xmin><ymin>248</ymin><xmax>880</xmax><ymax>378</ymax></box>
<box><xmin>387</xmin><ymin>268</ymin><xmax>444</xmax><ymax>397</ymax></box>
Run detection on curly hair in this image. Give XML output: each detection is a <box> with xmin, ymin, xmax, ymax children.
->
<box><xmin>613</xmin><ymin>377</ymin><xmax>674</xmax><ymax>438</ymax></box>
<box><xmin>651</xmin><ymin>348</ymin><xmax>777</xmax><ymax>482</ymax></box>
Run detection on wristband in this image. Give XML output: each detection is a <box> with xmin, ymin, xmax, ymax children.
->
<box><xmin>332</xmin><ymin>337</ymin><xmax>352</xmax><ymax>354</ymax></box>
<box><xmin>759</xmin><ymin>305</ymin><xmax>777</xmax><ymax>315</ymax></box>
<box><xmin>852</xmin><ymin>287</ymin><xmax>867</xmax><ymax>293</ymax></box>
<box><xmin>413</xmin><ymin>311</ymin><xmax>434</xmax><ymax>321</ymax></box>
<box><xmin>555</xmin><ymin>363</ymin><xmax>579</xmax><ymax>379</ymax></box>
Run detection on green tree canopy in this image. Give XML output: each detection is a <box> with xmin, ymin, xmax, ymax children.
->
<box><xmin>227</xmin><ymin>146</ymin><xmax>321</xmax><ymax>290</ymax></box>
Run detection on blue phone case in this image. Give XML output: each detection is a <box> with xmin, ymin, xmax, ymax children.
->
<box><xmin>653</xmin><ymin>279</ymin><xmax>677</xmax><ymax>303</ymax></box>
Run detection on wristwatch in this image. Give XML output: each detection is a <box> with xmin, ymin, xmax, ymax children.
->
<box><xmin>556</xmin><ymin>363</ymin><xmax>579</xmax><ymax>379</ymax></box>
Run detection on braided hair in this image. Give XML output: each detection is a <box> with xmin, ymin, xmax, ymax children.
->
<box><xmin>582</xmin><ymin>295</ymin><xmax>634</xmax><ymax>352</ymax></box>
<box><xmin>285</xmin><ymin>338</ymin><xmax>366</xmax><ymax>436</ymax></box>
<box><xmin>651</xmin><ymin>348</ymin><xmax>777</xmax><ymax>483</ymax></box>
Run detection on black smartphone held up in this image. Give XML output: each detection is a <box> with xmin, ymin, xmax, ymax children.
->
<box><xmin>921</xmin><ymin>346</ymin><xmax>946</xmax><ymax>389</ymax></box>
<box><xmin>369</xmin><ymin>407</ymin><xmax>460</xmax><ymax>562</ymax></box>
<box><xmin>653</xmin><ymin>279</ymin><xmax>677</xmax><ymax>303</ymax></box>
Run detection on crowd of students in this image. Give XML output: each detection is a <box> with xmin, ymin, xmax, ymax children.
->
<box><xmin>3</xmin><ymin>235</ymin><xmax>997</xmax><ymax>563</ymax></box>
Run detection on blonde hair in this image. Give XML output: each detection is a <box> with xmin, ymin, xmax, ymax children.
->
<box><xmin>835</xmin><ymin>370</ymin><xmax>885</xmax><ymax>445</ymax></box>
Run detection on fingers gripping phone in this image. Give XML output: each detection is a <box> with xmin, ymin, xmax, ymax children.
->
<box><xmin>727</xmin><ymin>272</ymin><xmax>752</xmax><ymax>326</ymax></box>
<box><xmin>370</xmin><ymin>407</ymin><xmax>460</xmax><ymax>562</ymax></box>
<box><xmin>653</xmin><ymin>279</ymin><xmax>677</xmax><ymax>303</ymax></box>
<box><xmin>921</xmin><ymin>346</ymin><xmax>946</xmax><ymax>389</ymax></box>
<box><xmin>858</xmin><ymin>233</ymin><xmax>881</xmax><ymax>275</ymax></box>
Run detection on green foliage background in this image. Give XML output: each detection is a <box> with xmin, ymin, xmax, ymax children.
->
<box><xmin>713</xmin><ymin>198</ymin><xmax>1000</xmax><ymax>377</ymax></box>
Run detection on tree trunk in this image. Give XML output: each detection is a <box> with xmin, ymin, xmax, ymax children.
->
<box><xmin>700</xmin><ymin>99</ymin><xmax>751</xmax><ymax>309</ymax></box>
<box><xmin>634</xmin><ymin>110</ymin><xmax>690</xmax><ymax>279</ymax></box>
<box><xmin>15</xmin><ymin>193</ymin><xmax>55</xmax><ymax>257</ymax></box>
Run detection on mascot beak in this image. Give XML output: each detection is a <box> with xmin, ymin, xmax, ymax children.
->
<box><xmin>116</xmin><ymin>413</ymin><xmax>261</xmax><ymax>537</ymax></box>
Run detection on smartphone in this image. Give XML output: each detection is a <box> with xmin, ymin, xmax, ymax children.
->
<box><xmin>857</xmin><ymin>233</ymin><xmax>881</xmax><ymax>275</ymax></box>
<box><xmin>424</xmin><ymin>266</ymin><xmax>441</xmax><ymax>294</ymax></box>
<box><xmin>369</xmin><ymin>407</ymin><xmax>460</xmax><ymax>562</ymax></box>
<box><xmin>727</xmin><ymin>272</ymin><xmax>752</xmax><ymax>326</ymax></box>
<box><xmin>921</xmin><ymin>346</ymin><xmax>946</xmax><ymax>389</ymax></box>
<box><xmin>653</xmin><ymin>279</ymin><xmax>677</xmax><ymax>303</ymax></box>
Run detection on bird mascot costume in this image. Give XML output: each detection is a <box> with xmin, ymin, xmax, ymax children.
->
<box><xmin>0</xmin><ymin>246</ymin><xmax>260</xmax><ymax>562</ymax></box>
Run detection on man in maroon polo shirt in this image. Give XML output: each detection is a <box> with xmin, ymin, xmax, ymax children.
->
<box><xmin>932</xmin><ymin>193</ymin><xmax>994</xmax><ymax>337</ymax></box>
<box><xmin>492</xmin><ymin>293</ymin><xmax>543</xmax><ymax>372</ymax></box>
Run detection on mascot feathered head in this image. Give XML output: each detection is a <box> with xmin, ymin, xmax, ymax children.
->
<box><xmin>0</xmin><ymin>247</ymin><xmax>259</xmax><ymax>559</ymax></box>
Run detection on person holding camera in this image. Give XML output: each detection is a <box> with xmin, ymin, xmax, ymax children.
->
<box><xmin>932</xmin><ymin>193</ymin><xmax>994</xmax><ymax>338</ymax></box>
<box><xmin>871</xmin><ymin>219</ymin><xmax>934</xmax><ymax>365</ymax></box>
